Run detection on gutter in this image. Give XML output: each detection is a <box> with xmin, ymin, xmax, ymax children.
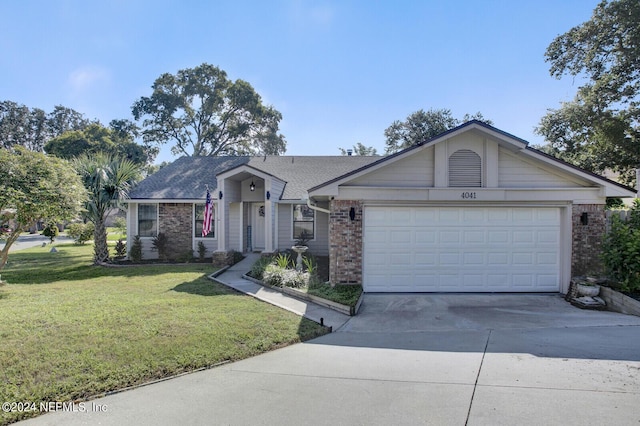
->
<box><xmin>305</xmin><ymin>195</ymin><xmax>330</xmax><ymax>214</ymax></box>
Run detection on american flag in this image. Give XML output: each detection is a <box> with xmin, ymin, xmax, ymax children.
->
<box><xmin>202</xmin><ymin>189</ymin><xmax>213</xmax><ymax>237</ymax></box>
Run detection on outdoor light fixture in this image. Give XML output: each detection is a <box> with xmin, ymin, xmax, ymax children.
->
<box><xmin>218</xmin><ymin>191</ymin><xmax>223</xmax><ymax>200</ymax></box>
<box><xmin>581</xmin><ymin>212</ymin><xmax>589</xmax><ymax>225</ymax></box>
<box><xmin>266</xmin><ymin>191</ymin><xmax>271</xmax><ymax>200</ymax></box>
<box><xmin>250</xmin><ymin>181</ymin><xmax>255</xmax><ymax>192</ymax></box>
<box><xmin>349</xmin><ymin>207</ymin><xmax>356</xmax><ymax>221</ymax></box>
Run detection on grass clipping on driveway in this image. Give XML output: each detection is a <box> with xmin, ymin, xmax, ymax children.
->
<box><xmin>0</xmin><ymin>244</ymin><xmax>327</xmax><ymax>425</ymax></box>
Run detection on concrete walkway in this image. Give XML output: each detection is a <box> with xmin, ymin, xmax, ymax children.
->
<box><xmin>210</xmin><ymin>253</ymin><xmax>352</xmax><ymax>331</ymax></box>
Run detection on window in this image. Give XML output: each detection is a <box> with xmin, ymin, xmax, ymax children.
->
<box><xmin>292</xmin><ymin>204</ymin><xmax>314</xmax><ymax>240</ymax></box>
<box><xmin>194</xmin><ymin>203</ymin><xmax>215</xmax><ymax>238</ymax></box>
<box><xmin>138</xmin><ymin>204</ymin><xmax>157</xmax><ymax>237</ymax></box>
<box><xmin>449</xmin><ymin>149</ymin><xmax>482</xmax><ymax>187</ymax></box>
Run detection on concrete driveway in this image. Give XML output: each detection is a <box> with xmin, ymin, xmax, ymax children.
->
<box><xmin>20</xmin><ymin>294</ymin><xmax>640</xmax><ymax>425</ymax></box>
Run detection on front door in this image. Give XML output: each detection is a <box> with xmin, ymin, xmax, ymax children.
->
<box><xmin>252</xmin><ymin>203</ymin><xmax>266</xmax><ymax>251</ymax></box>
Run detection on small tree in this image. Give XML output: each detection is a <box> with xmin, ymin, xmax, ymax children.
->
<box><xmin>114</xmin><ymin>239</ymin><xmax>127</xmax><ymax>259</ymax></box>
<box><xmin>0</xmin><ymin>148</ymin><xmax>86</xmax><ymax>271</ymax></box>
<box><xmin>129</xmin><ymin>235</ymin><xmax>143</xmax><ymax>262</ymax></box>
<box><xmin>73</xmin><ymin>153</ymin><xmax>140</xmax><ymax>264</ymax></box>
<box><xmin>151</xmin><ymin>232</ymin><xmax>169</xmax><ymax>261</ymax></box>
<box><xmin>42</xmin><ymin>222</ymin><xmax>59</xmax><ymax>244</ymax></box>
<box><xmin>197</xmin><ymin>241</ymin><xmax>207</xmax><ymax>261</ymax></box>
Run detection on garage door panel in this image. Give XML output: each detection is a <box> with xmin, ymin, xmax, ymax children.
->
<box><xmin>363</xmin><ymin>206</ymin><xmax>561</xmax><ymax>293</ymax></box>
<box><xmin>440</xmin><ymin>230</ymin><xmax>461</xmax><ymax>243</ymax></box>
<box><xmin>488</xmin><ymin>230</ymin><xmax>509</xmax><ymax>243</ymax></box>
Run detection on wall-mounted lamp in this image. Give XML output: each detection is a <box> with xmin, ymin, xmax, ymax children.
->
<box><xmin>218</xmin><ymin>191</ymin><xmax>223</xmax><ymax>200</ymax></box>
<box><xmin>266</xmin><ymin>191</ymin><xmax>271</xmax><ymax>200</ymax></box>
<box><xmin>250</xmin><ymin>181</ymin><xmax>255</xmax><ymax>192</ymax></box>
<box><xmin>580</xmin><ymin>212</ymin><xmax>589</xmax><ymax>225</ymax></box>
<box><xmin>349</xmin><ymin>207</ymin><xmax>356</xmax><ymax>221</ymax></box>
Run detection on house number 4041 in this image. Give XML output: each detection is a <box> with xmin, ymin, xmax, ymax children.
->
<box><xmin>461</xmin><ymin>192</ymin><xmax>477</xmax><ymax>199</ymax></box>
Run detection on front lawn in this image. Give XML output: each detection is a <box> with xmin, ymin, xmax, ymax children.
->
<box><xmin>0</xmin><ymin>244</ymin><xmax>327</xmax><ymax>425</ymax></box>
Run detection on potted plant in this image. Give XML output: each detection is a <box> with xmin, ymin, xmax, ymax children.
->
<box><xmin>574</xmin><ymin>276</ymin><xmax>602</xmax><ymax>297</ymax></box>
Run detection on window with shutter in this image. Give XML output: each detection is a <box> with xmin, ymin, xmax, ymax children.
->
<box><xmin>449</xmin><ymin>149</ymin><xmax>482</xmax><ymax>187</ymax></box>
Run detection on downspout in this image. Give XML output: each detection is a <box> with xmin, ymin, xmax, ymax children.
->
<box><xmin>305</xmin><ymin>195</ymin><xmax>330</xmax><ymax>214</ymax></box>
<box><xmin>636</xmin><ymin>167</ymin><xmax>640</xmax><ymax>198</ymax></box>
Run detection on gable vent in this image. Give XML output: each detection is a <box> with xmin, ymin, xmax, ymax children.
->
<box><xmin>449</xmin><ymin>149</ymin><xmax>482</xmax><ymax>187</ymax></box>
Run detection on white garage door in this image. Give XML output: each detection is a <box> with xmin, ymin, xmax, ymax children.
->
<box><xmin>363</xmin><ymin>206</ymin><xmax>561</xmax><ymax>292</ymax></box>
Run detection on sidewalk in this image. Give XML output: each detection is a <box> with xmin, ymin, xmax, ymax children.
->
<box><xmin>0</xmin><ymin>234</ymin><xmax>73</xmax><ymax>252</ymax></box>
<box><xmin>210</xmin><ymin>253</ymin><xmax>351</xmax><ymax>331</ymax></box>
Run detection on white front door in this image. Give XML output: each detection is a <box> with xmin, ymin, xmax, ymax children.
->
<box><xmin>252</xmin><ymin>203</ymin><xmax>266</xmax><ymax>250</ymax></box>
<box><xmin>363</xmin><ymin>206</ymin><xmax>561</xmax><ymax>293</ymax></box>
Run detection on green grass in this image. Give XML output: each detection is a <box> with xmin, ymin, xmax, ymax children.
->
<box><xmin>306</xmin><ymin>282</ymin><xmax>363</xmax><ymax>307</ymax></box>
<box><xmin>0</xmin><ymin>244</ymin><xmax>327</xmax><ymax>425</ymax></box>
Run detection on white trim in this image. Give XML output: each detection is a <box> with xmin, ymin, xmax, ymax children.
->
<box><xmin>193</xmin><ymin>203</ymin><xmax>217</xmax><ymax>240</ymax></box>
<box><xmin>291</xmin><ymin>203</ymin><xmax>316</xmax><ymax>242</ymax></box>
<box><xmin>136</xmin><ymin>202</ymin><xmax>159</xmax><ymax>238</ymax></box>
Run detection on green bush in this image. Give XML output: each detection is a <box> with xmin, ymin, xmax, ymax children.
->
<box><xmin>275</xmin><ymin>253</ymin><xmax>291</xmax><ymax>269</ymax></box>
<box><xmin>250</xmin><ymin>256</ymin><xmax>273</xmax><ymax>280</ymax></box>
<box><xmin>176</xmin><ymin>250</ymin><xmax>194</xmax><ymax>263</ymax></box>
<box><xmin>151</xmin><ymin>232</ymin><xmax>169</xmax><ymax>261</ymax></box>
<box><xmin>197</xmin><ymin>241</ymin><xmax>207</xmax><ymax>261</ymax></box>
<box><xmin>227</xmin><ymin>250</ymin><xmax>244</xmax><ymax>265</ymax></box>
<box><xmin>42</xmin><ymin>222</ymin><xmax>59</xmax><ymax>243</ymax></box>
<box><xmin>114</xmin><ymin>239</ymin><xmax>127</xmax><ymax>259</ymax></box>
<box><xmin>67</xmin><ymin>222</ymin><xmax>94</xmax><ymax>245</ymax></box>
<box><xmin>263</xmin><ymin>264</ymin><xmax>309</xmax><ymax>288</ymax></box>
<box><xmin>602</xmin><ymin>199</ymin><xmax>640</xmax><ymax>291</ymax></box>
<box><xmin>129</xmin><ymin>235</ymin><xmax>143</xmax><ymax>262</ymax></box>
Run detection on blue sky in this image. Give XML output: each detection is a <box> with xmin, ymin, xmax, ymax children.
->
<box><xmin>1</xmin><ymin>1</ymin><xmax>598</xmax><ymax>163</ymax></box>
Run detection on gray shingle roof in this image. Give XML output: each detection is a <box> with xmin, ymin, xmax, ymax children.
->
<box><xmin>129</xmin><ymin>155</ymin><xmax>379</xmax><ymax>200</ymax></box>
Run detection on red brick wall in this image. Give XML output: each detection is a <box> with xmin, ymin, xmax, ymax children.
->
<box><xmin>571</xmin><ymin>204</ymin><xmax>606</xmax><ymax>276</ymax></box>
<box><xmin>159</xmin><ymin>203</ymin><xmax>193</xmax><ymax>260</ymax></box>
<box><xmin>329</xmin><ymin>200</ymin><xmax>363</xmax><ymax>285</ymax></box>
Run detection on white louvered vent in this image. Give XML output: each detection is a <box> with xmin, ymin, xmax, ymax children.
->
<box><xmin>449</xmin><ymin>149</ymin><xmax>482</xmax><ymax>187</ymax></box>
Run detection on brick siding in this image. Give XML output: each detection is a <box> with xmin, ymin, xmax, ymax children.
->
<box><xmin>159</xmin><ymin>203</ymin><xmax>193</xmax><ymax>260</ymax></box>
<box><xmin>571</xmin><ymin>204</ymin><xmax>606</xmax><ymax>276</ymax></box>
<box><xmin>329</xmin><ymin>200</ymin><xmax>363</xmax><ymax>285</ymax></box>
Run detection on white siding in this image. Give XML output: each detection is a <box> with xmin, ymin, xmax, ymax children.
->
<box><xmin>348</xmin><ymin>148</ymin><xmax>434</xmax><ymax>187</ymax></box>
<box><xmin>499</xmin><ymin>148</ymin><xmax>588</xmax><ymax>188</ymax></box>
<box><xmin>228</xmin><ymin>203</ymin><xmax>241</xmax><ymax>251</ymax></box>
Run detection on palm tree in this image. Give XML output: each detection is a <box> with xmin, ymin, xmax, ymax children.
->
<box><xmin>74</xmin><ymin>153</ymin><xmax>140</xmax><ymax>264</ymax></box>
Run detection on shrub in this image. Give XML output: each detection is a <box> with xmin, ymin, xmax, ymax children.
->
<box><xmin>67</xmin><ymin>222</ymin><xmax>94</xmax><ymax>245</ymax></box>
<box><xmin>602</xmin><ymin>199</ymin><xmax>640</xmax><ymax>291</ymax></box>
<box><xmin>250</xmin><ymin>256</ymin><xmax>273</xmax><ymax>280</ymax></box>
<box><xmin>275</xmin><ymin>253</ymin><xmax>291</xmax><ymax>269</ymax></box>
<box><xmin>42</xmin><ymin>222</ymin><xmax>59</xmax><ymax>243</ymax></box>
<box><xmin>151</xmin><ymin>232</ymin><xmax>169</xmax><ymax>261</ymax></box>
<box><xmin>227</xmin><ymin>250</ymin><xmax>244</xmax><ymax>265</ymax></box>
<box><xmin>302</xmin><ymin>255</ymin><xmax>317</xmax><ymax>276</ymax></box>
<box><xmin>114</xmin><ymin>239</ymin><xmax>127</xmax><ymax>259</ymax></box>
<box><xmin>197</xmin><ymin>241</ymin><xmax>207</xmax><ymax>261</ymax></box>
<box><xmin>176</xmin><ymin>250</ymin><xmax>194</xmax><ymax>263</ymax></box>
<box><xmin>263</xmin><ymin>264</ymin><xmax>309</xmax><ymax>288</ymax></box>
<box><xmin>130</xmin><ymin>235</ymin><xmax>143</xmax><ymax>262</ymax></box>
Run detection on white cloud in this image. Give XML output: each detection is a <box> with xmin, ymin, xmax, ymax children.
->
<box><xmin>67</xmin><ymin>66</ymin><xmax>110</xmax><ymax>92</ymax></box>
